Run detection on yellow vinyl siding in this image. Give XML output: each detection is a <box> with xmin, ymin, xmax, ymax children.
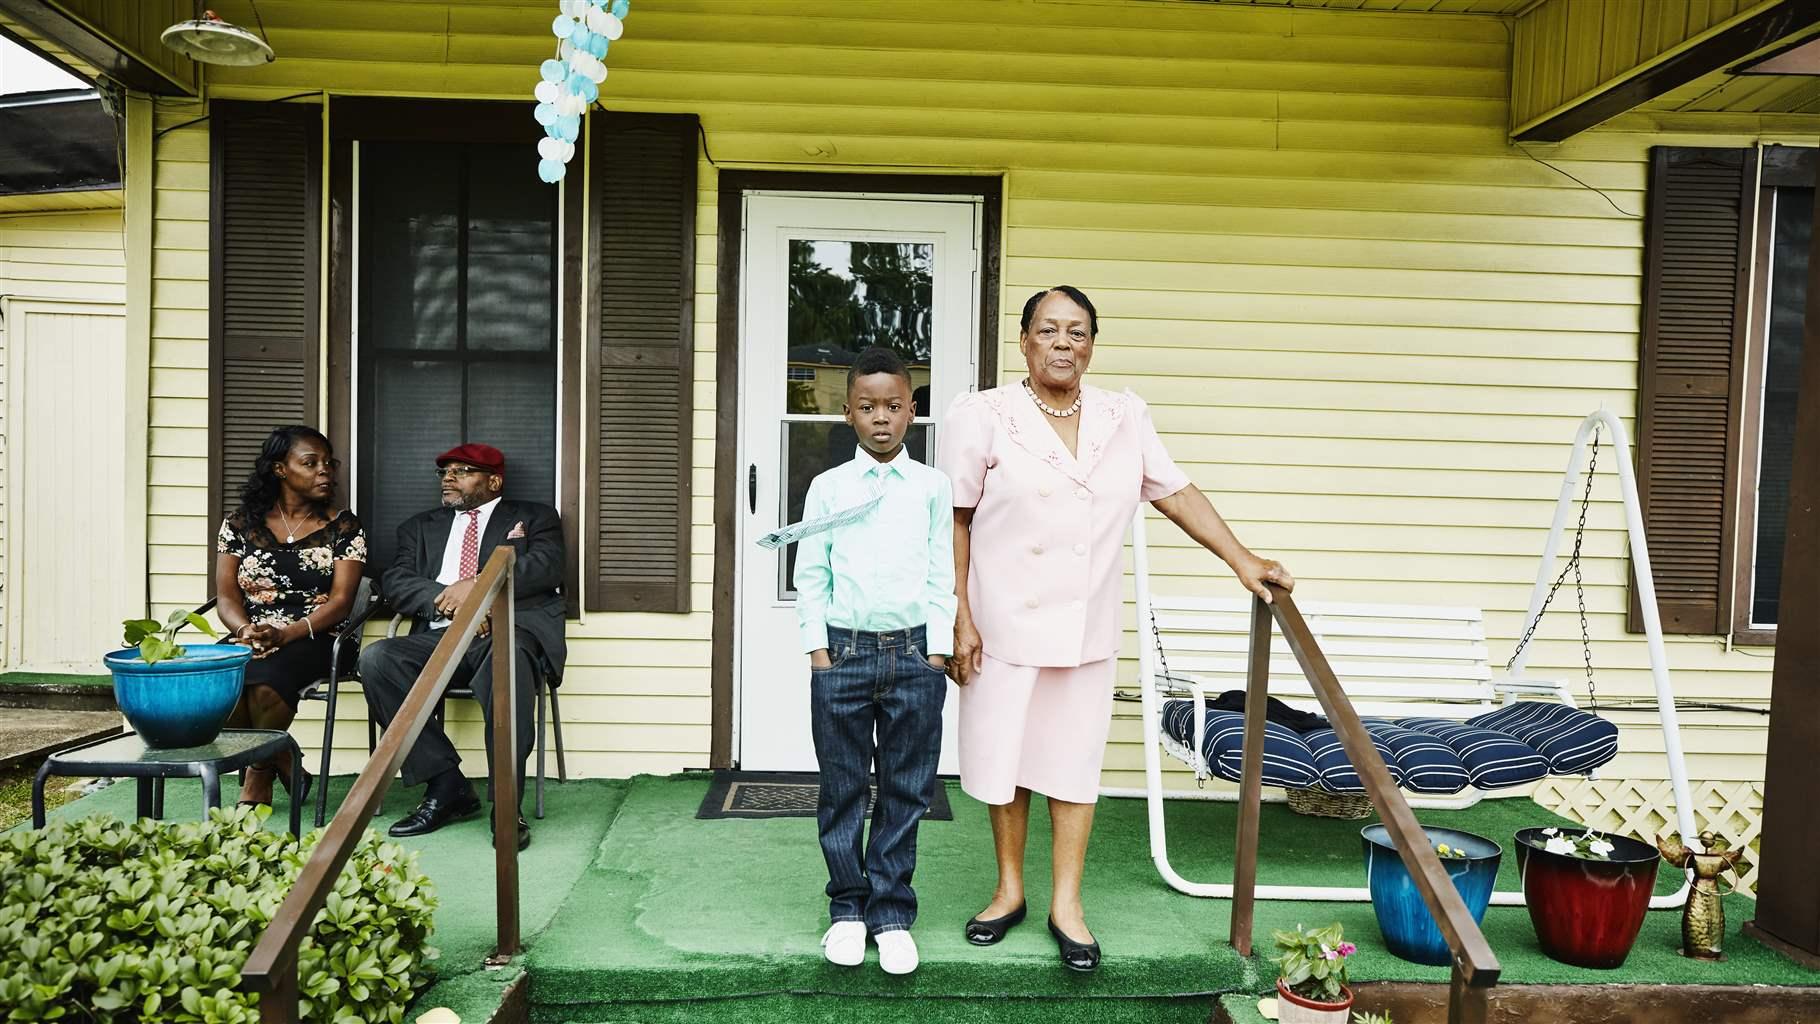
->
<box><xmin>0</xmin><ymin>207</ymin><xmax>125</xmax><ymax>664</ymax></box>
<box><xmin>125</xmin><ymin>0</ymin><xmax>1808</xmax><ymax>789</ymax></box>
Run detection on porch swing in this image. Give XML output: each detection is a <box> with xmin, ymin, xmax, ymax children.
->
<box><xmin>1128</xmin><ymin>408</ymin><xmax>1697</xmax><ymax>909</ymax></box>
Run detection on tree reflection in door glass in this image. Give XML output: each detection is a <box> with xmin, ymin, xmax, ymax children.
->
<box><xmin>785</xmin><ymin>240</ymin><xmax>934</xmax><ymax>416</ymax></box>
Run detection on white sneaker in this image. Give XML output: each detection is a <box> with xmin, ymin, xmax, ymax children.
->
<box><xmin>821</xmin><ymin>921</ymin><xmax>866</xmax><ymax>967</ymax></box>
<box><xmin>876</xmin><ymin>929</ymin><xmax>919</xmax><ymax>975</ymax></box>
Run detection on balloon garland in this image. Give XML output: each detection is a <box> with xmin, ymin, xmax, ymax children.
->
<box><xmin>534</xmin><ymin>0</ymin><xmax>629</xmax><ymax>183</ymax></box>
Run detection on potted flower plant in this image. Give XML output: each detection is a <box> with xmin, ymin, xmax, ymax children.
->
<box><xmin>1361</xmin><ymin>824</ymin><xmax>1501</xmax><ymax>966</ymax></box>
<box><xmin>1515</xmin><ymin>825</ymin><xmax>1661</xmax><ymax>969</ymax></box>
<box><xmin>1272</xmin><ymin>923</ymin><xmax>1356</xmax><ymax>1023</ymax></box>
<box><xmin>103</xmin><ymin>609</ymin><xmax>251</xmax><ymax>749</ymax></box>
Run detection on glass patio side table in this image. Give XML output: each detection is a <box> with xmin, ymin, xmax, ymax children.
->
<box><xmin>32</xmin><ymin>728</ymin><xmax>303</xmax><ymax>838</ymax></box>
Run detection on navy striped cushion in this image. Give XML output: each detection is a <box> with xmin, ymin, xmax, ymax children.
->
<box><xmin>1396</xmin><ymin>718</ymin><xmax>1548</xmax><ymax>790</ymax></box>
<box><xmin>1361</xmin><ymin>720</ymin><xmax>1471</xmax><ymax>795</ymax></box>
<box><xmin>1304</xmin><ymin>727</ymin><xmax>1403</xmax><ymax>794</ymax></box>
<box><xmin>1467</xmin><ymin>702</ymin><xmax>1618</xmax><ymax>775</ymax></box>
<box><xmin>1159</xmin><ymin>700</ymin><xmax>1321</xmax><ymax>790</ymax></box>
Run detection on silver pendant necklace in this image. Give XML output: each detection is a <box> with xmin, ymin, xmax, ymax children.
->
<box><xmin>277</xmin><ymin>508</ymin><xmax>303</xmax><ymax>544</ymax></box>
<box><xmin>1023</xmin><ymin>378</ymin><xmax>1082</xmax><ymax>418</ymax></box>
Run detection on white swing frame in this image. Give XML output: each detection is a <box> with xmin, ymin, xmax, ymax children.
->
<box><xmin>1123</xmin><ymin>408</ymin><xmax>1696</xmax><ymax>909</ymax></box>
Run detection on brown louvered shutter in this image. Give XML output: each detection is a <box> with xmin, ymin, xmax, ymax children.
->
<box><xmin>587</xmin><ymin>113</ymin><xmax>698</xmax><ymax>612</ymax></box>
<box><xmin>207</xmin><ymin>101</ymin><xmax>321</xmax><ymax>572</ymax></box>
<box><xmin>1632</xmin><ymin>146</ymin><xmax>1754</xmax><ymax>634</ymax></box>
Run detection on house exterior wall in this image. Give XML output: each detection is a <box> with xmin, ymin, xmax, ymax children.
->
<box><xmin>0</xmin><ymin>205</ymin><xmax>125</xmax><ymax>663</ymax></box>
<box><xmin>124</xmin><ymin>2</ymin><xmax>1807</xmax><ymax>868</ymax></box>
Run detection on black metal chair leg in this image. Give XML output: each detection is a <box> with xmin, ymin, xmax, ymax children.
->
<box><xmin>317</xmin><ymin>670</ymin><xmax>341</xmax><ymax>829</ymax></box>
<box><xmin>548</xmin><ymin>685</ymin><xmax>568</xmax><ymax>783</ymax></box>
<box><xmin>535</xmin><ymin>682</ymin><xmax>547</xmax><ymax>820</ymax></box>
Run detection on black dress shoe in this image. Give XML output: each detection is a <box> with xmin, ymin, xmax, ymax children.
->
<box><xmin>1047</xmin><ymin>916</ymin><xmax>1101</xmax><ymax>973</ymax></box>
<box><xmin>489</xmin><ymin>814</ymin><xmax>532</xmax><ymax>851</ymax></box>
<box><xmin>282</xmin><ymin>767</ymin><xmax>313</xmax><ymax>808</ymax></box>
<box><xmin>965</xmin><ymin>902</ymin><xmax>1027</xmax><ymax>945</ymax></box>
<box><xmin>388</xmin><ymin>790</ymin><xmax>482</xmax><ymax>838</ymax></box>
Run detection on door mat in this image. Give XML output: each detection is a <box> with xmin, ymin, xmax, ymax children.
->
<box><xmin>695</xmin><ymin>771</ymin><xmax>953</xmax><ymax>821</ymax></box>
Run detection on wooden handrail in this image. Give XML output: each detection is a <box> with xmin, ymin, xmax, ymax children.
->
<box><xmin>240</xmin><ymin>547</ymin><xmax>522</xmax><ymax>1022</ymax></box>
<box><xmin>1232</xmin><ymin>586</ymin><xmax>1499</xmax><ymax>1024</ymax></box>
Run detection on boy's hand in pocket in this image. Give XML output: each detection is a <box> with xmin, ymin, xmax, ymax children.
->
<box><xmin>809</xmin><ymin>649</ymin><xmax>833</xmax><ymax>669</ymax></box>
<box><xmin>927</xmin><ymin>654</ymin><xmax>947</xmax><ymax>671</ymax></box>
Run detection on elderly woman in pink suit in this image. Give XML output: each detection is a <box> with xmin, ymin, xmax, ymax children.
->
<box><xmin>938</xmin><ymin>286</ymin><xmax>1292</xmax><ymax>972</ymax></box>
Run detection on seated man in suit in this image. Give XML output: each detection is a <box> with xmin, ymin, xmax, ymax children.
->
<box><xmin>360</xmin><ymin>443</ymin><xmax>566</xmax><ymax>850</ymax></box>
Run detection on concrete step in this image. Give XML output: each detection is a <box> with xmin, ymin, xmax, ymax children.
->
<box><xmin>0</xmin><ymin>708</ymin><xmax>123</xmax><ymax>772</ymax></box>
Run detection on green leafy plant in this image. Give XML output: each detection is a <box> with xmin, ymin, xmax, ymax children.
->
<box><xmin>122</xmin><ymin>609</ymin><xmax>219</xmax><ymax>664</ymax></box>
<box><xmin>1353</xmin><ymin>1012</ymin><xmax>1394</xmax><ymax>1024</ymax></box>
<box><xmin>1273</xmin><ymin>922</ymin><xmax>1355</xmax><ymax>1004</ymax></box>
<box><xmin>1526</xmin><ymin>826</ymin><xmax>1617</xmax><ymax>861</ymax></box>
<box><xmin>0</xmin><ymin>807</ymin><xmax>439</xmax><ymax>1022</ymax></box>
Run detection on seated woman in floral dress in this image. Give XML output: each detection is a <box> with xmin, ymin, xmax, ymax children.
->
<box><xmin>215</xmin><ymin>425</ymin><xmax>367</xmax><ymax>807</ymax></box>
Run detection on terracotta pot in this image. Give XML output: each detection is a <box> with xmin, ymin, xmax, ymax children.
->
<box><xmin>1515</xmin><ymin>827</ymin><xmax>1661</xmax><ymax>969</ymax></box>
<box><xmin>1276</xmin><ymin>979</ymin><xmax>1353</xmax><ymax>1024</ymax></box>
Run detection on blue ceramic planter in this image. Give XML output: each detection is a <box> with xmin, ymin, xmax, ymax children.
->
<box><xmin>104</xmin><ymin>643</ymin><xmax>251</xmax><ymax>749</ymax></box>
<box><xmin>1362</xmin><ymin>824</ymin><xmax>1501</xmax><ymax>966</ymax></box>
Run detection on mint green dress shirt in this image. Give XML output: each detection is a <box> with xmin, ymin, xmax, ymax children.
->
<box><xmin>794</xmin><ymin>446</ymin><xmax>957</xmax><ymax>657</ymax></box>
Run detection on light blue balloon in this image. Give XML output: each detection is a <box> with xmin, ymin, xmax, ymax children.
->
<box><xmin>534</xmin><ymin>101</ymin><xmax>557</xmax><ymax>126</ymax></box>
<box><xmin>551</xmin><ymin>14</ymin><xmax>575</xmax><ymax>38</ymax></box>
<box><xmin>571</xmin><ymin>25</ymin><xmax>592</xmax><ymax>48</ymax></box>
<box><xmin>589</xmin><ymin>36</ymin><xmax>608</xmax><ymax>58</ymax></box>
<box><xmin>611</xmin><ymin>0</ymin><xmax>629</xmax><ymax>18</ymax></box>
<box><xmin>540</xmin><ymin>58</ymin><xmax>566</xmax><ymax>83</ymax></box>
<box><xmin>538</xmin><ymin>158</ymin><xmax>566</xmax><ymax>183</ymax></box>
<box><xmin>580</xmin><ymin>78</ymin><xmax>600</xmax><ymax>103</ymax></box>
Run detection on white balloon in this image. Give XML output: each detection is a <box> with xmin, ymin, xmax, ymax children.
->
<box><xmin>564</xmin><ymin>140</ymin><xmax>576</xmax><ymax>161</ymax></box>
<box><xmin>534</xmin><ymin>80</ymin><xmax>559</xmax><ymax>104</ymax></box>
<box><xmin>601</xmin><ymin>13</ymin><xmax>624</xmax><ymax>40</ymax></box>
<box><xmin>539</xmin><ymin>136</ymin><xmax>564</xmax><ymax>161</ymax></box>
<box><xmin>587</xmin><ymin>61</ymin><xmax>607</xmax><ymax>83</ymax></box>
<box><xmin>587</xmin><ymin>7</ymin><xmax>610</xmax><ymax>33</ymax></box>
<box><xmin>559</xmin><ymin>40</ymin><xmax>575</xmax><ymax>60</ymax></box>
<box><xmin>565</xmin><ymin>93</ymin><xmax>587</xmax><ymax>116</ymax></box>
<box><xmin>562</xmin><ymin>0</ymin><xmax>582</xmax><ymax>15</ymax></box>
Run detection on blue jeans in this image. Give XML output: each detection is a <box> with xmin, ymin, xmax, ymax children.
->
<box><xmin>810</xmin><ymin>625</ymin><xmax>947</xmax><ymax>934</ymax></box>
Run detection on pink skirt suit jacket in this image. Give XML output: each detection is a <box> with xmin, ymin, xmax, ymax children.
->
<box><xmin>938</xmin><ymin>383</ymin><xmax>1191</xmax><ymax>804</ymax></box>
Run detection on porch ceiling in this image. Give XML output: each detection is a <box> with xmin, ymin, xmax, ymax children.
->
<box><xmin>1190</xmin><ymin>0</ymin><xmax>1530</xmax><ymax>13</ymax></box>
<box><xmin>1634</xmin><ymin>22</ymin><xmax>1820</xmax><ymax>120</ymax></box>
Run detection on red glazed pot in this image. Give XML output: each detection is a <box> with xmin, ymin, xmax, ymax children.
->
<box><xmin>1276</xmin><ymin>979</ymin><xmax>1353</xmax><ymax>1024</ymax></box>
<box><xmin>1515</xmin><ymin>827</ymin><xmax>1661</xmax><ymax>969</ymax></box>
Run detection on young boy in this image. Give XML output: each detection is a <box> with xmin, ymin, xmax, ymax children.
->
<box><xmin>793</xmin><ymin>346</ymin><xmax>956</xmax><ymax>976</ymax></box>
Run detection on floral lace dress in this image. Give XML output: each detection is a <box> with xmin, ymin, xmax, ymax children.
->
<box><xmin>216</xmin><ymin>509</ymin><xmax>368</xmax><ymax>706</ymax></box>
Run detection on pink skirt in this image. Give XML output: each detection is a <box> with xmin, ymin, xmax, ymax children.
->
<box><xmin>957</xmin><ymin>654</ymin><xmax>1117</xmax><ymax>805</ymax></box>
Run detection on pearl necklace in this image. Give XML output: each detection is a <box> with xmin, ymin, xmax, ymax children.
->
<box><xmin>1022</xmin><ymin>378</ymin><xmax>1082</xmax><ymax>418</ymax></box>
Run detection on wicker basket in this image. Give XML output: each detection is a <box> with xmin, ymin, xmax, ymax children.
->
<box><xmin>1285</xmin><ymin>787</ymin><xmax>1373</xmax><ymax>820</ymax></box>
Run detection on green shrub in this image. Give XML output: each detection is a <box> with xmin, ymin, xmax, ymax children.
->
<box><xmin>0</xmin><ymin>806</ymin><xmax>438</xmax><ymax>1022</ymax></box>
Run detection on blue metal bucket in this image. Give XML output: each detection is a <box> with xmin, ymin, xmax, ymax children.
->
<box><xmin>104</xmin><ymin>643</ymin><xmax>251</xmax><ymax>748</ymax></box>
<box><xmin>1361</xmin><ymin>823</ymin><xmax>1501</xmax><ymax>966</ymax></box>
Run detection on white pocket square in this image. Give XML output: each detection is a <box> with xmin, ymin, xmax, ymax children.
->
<box><xmin>506</xmin><ymin>521</ymin><xmax>527</xmax><ymax>539</ymax></box>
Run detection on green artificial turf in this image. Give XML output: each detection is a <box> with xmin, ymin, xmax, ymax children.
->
<box><xmin>26</xmin><ymin>772</ymin><xmax>1820</xmax><ymax>1024</ymax></box>
<box><xmin>0</xmin><ymin>671</ymin><xmax>112</xmax><ymax>687</ymax></box>
<box><xmin>529</xmin><ymin>775</ymin><xmax>1817</xmax><ymax>1021</ymax></box>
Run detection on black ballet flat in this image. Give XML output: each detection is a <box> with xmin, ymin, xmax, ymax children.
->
<box><xmin>281</xmin><ymin>767</ymin><xmax>313</xmax><ymax>808</ymax></box>
<box><xmin>1047</xmin><ymin>916</ymin><xmax>1101</xmax><ymax>972</ymax></box>
<box><xmin>964</xmin><ymin>902</ymin><xmax>1027</xmax><ymax>946</ymax></box>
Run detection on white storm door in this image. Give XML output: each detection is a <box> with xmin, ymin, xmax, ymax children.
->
<box><xmin>735</xmin><ymin>194</ymin><xmax>979</xmax><ymax>773</ymax></box>
<box><xmin>2</xmin><ymin>299</ymin><xmax>131</xmax><ymax>672</ymax></box>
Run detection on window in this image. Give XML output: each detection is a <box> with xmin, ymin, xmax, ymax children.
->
<box><xmin>1740</xmin><ymin>148</ymin><xmax>1812</xmax><ymax>634</ymax></box>
<box><xmin>1637</xmin><ymin>145</ymin><xmax>1809</xmax><ymax>644</ymax></box>
<box><xmin>356</xmin><ymin>141</ymin><xmax>558</xmax><ymax>570</ymax></box>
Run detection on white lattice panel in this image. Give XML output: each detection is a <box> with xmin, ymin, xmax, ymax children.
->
<box><xmin>1533</xmin><ymin>778</ymin><xmax>1764</xmax><ymax>895</ymax></box>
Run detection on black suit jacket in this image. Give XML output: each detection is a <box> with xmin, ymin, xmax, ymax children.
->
<box><xmin>382</xmin><ymin>499</ymin><xmax>567</xmax><ymax>680</ymax></box>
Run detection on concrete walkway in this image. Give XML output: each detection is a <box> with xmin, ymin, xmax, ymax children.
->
<box><xmin>0</xmin><ymin>708</ymin><xmax>122</xmax><ymax>771</ymax></box>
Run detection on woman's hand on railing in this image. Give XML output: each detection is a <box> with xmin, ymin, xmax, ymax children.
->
<box><xmin>1235</xmin><ymin>556</ymin><xmax>1293</xmax><ymax>604</ymax></box>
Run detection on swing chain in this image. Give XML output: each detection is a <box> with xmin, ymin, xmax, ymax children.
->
<box><xmin>1506</xmin><ymin>429</ymin><xmax>1600</xmax><ymax>707</ymax></box>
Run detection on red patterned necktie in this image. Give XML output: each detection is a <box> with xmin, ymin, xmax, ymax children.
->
<box><xmin>459</xmin><ymin>510</ymin><xmax>480</xmax><ymax>579</ymax></box>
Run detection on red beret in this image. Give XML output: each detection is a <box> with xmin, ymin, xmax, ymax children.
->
<box><xmin>435</xmin><ymin>443</ymin><xmax>505</xmax><ymax>476</ymax></box>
